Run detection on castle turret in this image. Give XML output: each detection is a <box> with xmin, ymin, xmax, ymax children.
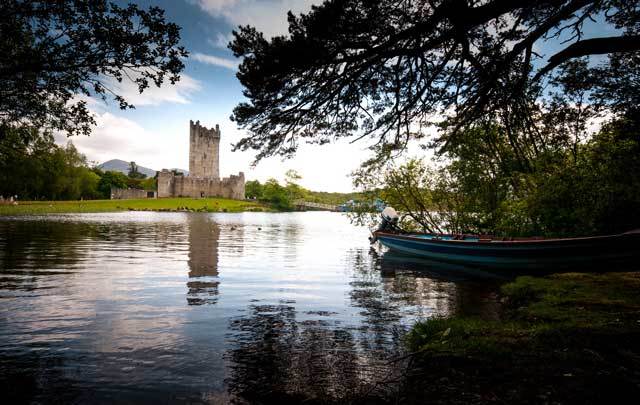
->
<box><xmin>189</xmin><ymin>120</ymin><xmax>220</xmax><ymax>179</ymax></box>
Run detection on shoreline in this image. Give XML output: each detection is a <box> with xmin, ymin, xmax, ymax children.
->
<box><xmin>0</xmin><ymin>197</ymin><xmax>272</xmax><ymax>215</ymax></box>
<box><xmin>393</xmin><ymin>271</ymin><xmax>640</xmax><ymax>404</ymax></box>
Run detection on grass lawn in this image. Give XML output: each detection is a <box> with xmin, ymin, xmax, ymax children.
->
<box><xmin>397</xmin><ymin>272</ymin><xmax>640</xmax><ymax>404</ymax></box>
<box><xmin>0</xmin><ymin>197</ymin><xmax>269</xmax><ymax>215</ymax></box>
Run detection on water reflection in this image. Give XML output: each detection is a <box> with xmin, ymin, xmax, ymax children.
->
<box><xmin>226</xmin><ymin>303</ymin><xmax>368</xmax><ymax>403</ymax></box>
<box><xmin>0</xmin><ymin>212</ymin><xmax>502</xmax><ymax>403</ymax></box>
<box><xmin>186</xmin><ymin>214</ymin><xmax>220</xmax><ymax>305</ymax></box>
<box><xmin>224</xmin><ymin>245</ymin><xmax>501</xmax><ymax>403</ymax></box>
<box><xmin>375</xmin><ymin>250</ymin><xmax>503</xmax><ymax>320</ymax></box>
<box><xmin>0</xmin><ymin>220</ymin><xmax>85</xmax><ymax>293</ymax></box>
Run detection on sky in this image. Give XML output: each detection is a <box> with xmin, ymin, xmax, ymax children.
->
<box><xmin>58</xmin><ymin>0</ymin><xmax>375</xmax><ymax>193</ymax></box>
<box><xmin>58</xmin><ymin>1</ymin><xmax>616</xmax><ymax>192</ymax></box>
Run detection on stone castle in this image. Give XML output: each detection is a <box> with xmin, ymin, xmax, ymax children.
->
<box><xmin>158</xmin><ymin>121</ymin><xmax>245</xmax><ymax>199</ymax></box>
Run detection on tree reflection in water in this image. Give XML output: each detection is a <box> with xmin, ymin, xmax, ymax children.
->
<box><xmin>226</xmin><ymin>303</ymin><xmax>376</xmax><ymax>404</ymax></box>
<box><xmin>225</xmin><ymin>247</ymin><xmax>501</xmax><ymax>403</ymax></box>
<box><xmin>0</xmin><ymin>220</ymin><xmax>86</xmax><ymax>292</ymax></box>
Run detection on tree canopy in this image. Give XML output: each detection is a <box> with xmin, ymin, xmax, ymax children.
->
<box><xmin>0</xmin><ymin>129</ymin><xmax>101</xmax><ymax>200</ymax></box>
<box><xmin>0</xmin><ymin>0</ymin><xmax>187</xmax><ymax>140</ymax></box>
<box><xmin>230</xmin><ymin>0</ymin><xmax>640</xmax><ymax>162</ymax></box>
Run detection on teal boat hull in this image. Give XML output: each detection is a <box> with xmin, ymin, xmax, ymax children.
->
<box><xmin>374</xmin><ymin>230</ymin><xmax>640</xmax><ymax>269</ymax></box>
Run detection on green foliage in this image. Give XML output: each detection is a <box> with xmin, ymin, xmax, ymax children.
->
<box><xmin>96</xmin><ymin>170</ymin><xmax>128</xmax><ymax>199</ymax></box>
<box><xmin>247</xmin><ymin>176</ymin><xmax>359</xmax><ymax>208</ymax></box>
<box><xmin>354</xmin><ymin>159</ymin><xmax>443</xmax><ymax>233</ymax></box>
<box><xmin>0</xmin><ymin>0</ymin><xmax>187</xmax><ymax>141</ymax></box>
<box><xmin>304</xmin><ymin>191</ymin><xmax>362</xmax><ymax>205</ymax></box>
<box><xmin>525</xmin><ymin>119</ymin><xmax>640</xmax><ymax>236</ymax></box>
<box><xmin>245</xmin><ymin>180</ymin><xmax>263</xmax><ymax>199</ymax></box>
<box><xmin>261</xmin><ymin>179</ymin><xmax>293</xmax><ymax>211</ymax></box>
<box><xmin>229</xmin><ymin>1</ymin><xmax>640</xmax><ymax>238</ymax></box>
<box><xmin>79</xmin><ymin>169</ymin><xmax>101</xmax><ymax>200</ymax></box>
<box><xmin>353</xmin><ymin>157</ymin><xmax>494</xmax><ymax>234</ymax></box>
<box><xmin>127</xmin><ymin>162</ymin><xmax>147</xmax><ymax>179</ymax></box>
<box><xmin>245</xmin><ymin>173</ymin><xmax>311</xmax><ymax>210</ymax></box>
<box><xmin>0</xmin><ymin>128</ymin><xmax>103</xmax><ymax>200</ymax></box>
<box><xmin>405</xmin><ymin>317</ymin><xmax>507</xmax><ymax>357</ymax></box>
<box><xmin>355</xmin><ymin>115</ymin><xmax>640</xmax><ymax>237</ymax></box>
<box><xmin>139</xmin><ymin>177</ymin><xmax>157</xmax><ymax>191</ymax></box>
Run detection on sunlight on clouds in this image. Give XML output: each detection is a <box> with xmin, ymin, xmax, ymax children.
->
<box><xmin>192</xmin><ymin>52</ymin><xmax>239</xmax><ymax>70</ymax></box>
<box><xmin>209</xmin><ymin>32</ymin><xmax>234</xmax><ymax>49</ymax></box>
<box><xmin>195</xmin><ymin>0</ymin><xmax>319</xmax><ymax>38</ymax></box>
<box><xmin>56</xmin><ymin>112</ymin><xmax>186</xmax><ymax>171</ymax></box>
<box><xmin>214</xmin><ymin>123</ymin><xmax>374</xmax><ymax>193</ymax></box>
<box><xmin>105</xmin><ymin>73</ymin><xmax>202</xmax><ymax>106</ymax></box>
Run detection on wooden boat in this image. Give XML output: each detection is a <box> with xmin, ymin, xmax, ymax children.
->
<box><xmin>372</xmin><ymin>230</ymin><xmax>640</xmax><ymax>269</ymax></box>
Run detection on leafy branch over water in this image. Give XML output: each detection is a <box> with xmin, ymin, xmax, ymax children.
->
<box><xmin>231</xmin><ymin>0</ymin><xmax>640</xmax><ymax>238</ymax></box>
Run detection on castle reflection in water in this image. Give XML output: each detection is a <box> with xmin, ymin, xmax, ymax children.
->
<box><xmin>186</xmin><ymin>215</ymin><xmax>220</xmax><ymax>305</ymax></box>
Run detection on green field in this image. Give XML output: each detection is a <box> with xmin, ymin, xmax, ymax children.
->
<box><xmin>0</xmin><ymin>197</ymin><xmax>269</xmax><ymax>215</ymax></box>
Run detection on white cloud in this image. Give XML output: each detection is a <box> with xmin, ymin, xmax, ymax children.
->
<box><xmin>55</xmin><ymin>112</ymin><xmax>186</xmax><ymax>170</ymax></box>
<box><xmin>194</xmin><ymin>0</ymin><xmax>319</xmax><ymax>38</ymax></box>
<box><xmin>209</xmin><ymin>32</ymin><xmax>234</xmax><ymax>49</ymax></box>
<box><xmin>216</xmin><ymin>124</ymin><xmax>369</xmax><ymax>193</ymax></box>
<box><xmin>104</xmin><ymin>73</ymin><xmax>202</xmax><ymax>106</ymax></box>
<box><xmin>192</xmin><ymin>52</ymin><xmax>239</xmax><ymax>70</ymax></box>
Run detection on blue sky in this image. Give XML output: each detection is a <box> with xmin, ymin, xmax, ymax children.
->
<box><xmin>65</xmin><ymin>0</ymin><xmax>370</xmax><ymax>192</ymax></box>
<box><xmin>62</xmin><ymin>1</ymin><xmax>616</xmax><ymax>192</ymax></box>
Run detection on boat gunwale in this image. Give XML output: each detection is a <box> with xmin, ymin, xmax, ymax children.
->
<box><xmin>374</xmin><ymin>229</ymin><xmax>640</xmax><ymax>246</ymax></box>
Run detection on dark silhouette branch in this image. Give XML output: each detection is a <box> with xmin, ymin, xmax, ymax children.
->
<box><xmin>534</xmin><ymin>35</ymin><xmax>640</xmax><ymax>81</ymax></box>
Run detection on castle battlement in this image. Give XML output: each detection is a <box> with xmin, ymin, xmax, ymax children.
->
<box><xmin>158</xmin><ymin>121</ymin><xmax>245</xmax><ymax>200</ymax></box>
<box><xmin>190</xmin><ymin>120</ymin><xmax>220</xmax><ymax>139</ymax></box>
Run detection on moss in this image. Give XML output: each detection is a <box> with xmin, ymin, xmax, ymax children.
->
<box><xmin>401</xmin><ymin>272</ymin><xmax>640</xmax><ymax>403</ymax></box>
<box><xmin>405</xmin><ymin>317</ymin><xmax>513</xmax><ymax>357</ymax></box>
<box><xmin>408</xmin><ymin>272</ymin><xmax>640</xmax><ymax>356</ymax></box>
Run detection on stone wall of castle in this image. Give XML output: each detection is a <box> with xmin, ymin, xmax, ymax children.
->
<box><xmin>157</xmin><ymin>170</ymin><xmax>245</xmax><ymax>200</ymax></box>
<box><xmin>111</xmin><ymin>188</ymin><xmax>157</xmax><ymax>200</ymax></box>
<box><xmin>189</xmin><ymin>120</ymin><xmax>220</xmax><ymax>179</ymax></box>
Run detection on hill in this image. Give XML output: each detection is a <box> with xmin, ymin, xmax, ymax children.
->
<box><xmin>304</xmin><ymin>190</ymin><xmax>363</xmax><ymax>205</ymax></box>
<box><xmin>98</xmin><ymin>159</ymin><xmax>188</xmax><ymax>177</ymax></box>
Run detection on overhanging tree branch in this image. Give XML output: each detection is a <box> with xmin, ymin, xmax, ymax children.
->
<box><xmin>229</xmin><ymin>0</ymin><xmax>639</xmax><ymax>163</ymax></box>
<box><xmin>534</xmin><ymin>35</ymin><xmax>640</xmax><ymax>81</ymax></box>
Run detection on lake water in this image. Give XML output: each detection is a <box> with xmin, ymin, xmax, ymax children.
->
<box><xmin>0</xmin><ymin>212</ymin><xmax>500</xmax><ymax>403</ymax></box>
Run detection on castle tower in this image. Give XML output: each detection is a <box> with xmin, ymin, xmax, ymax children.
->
<box><xmin>189</xmin><ymin>120</ymin><xmax>220</xmax><ymax>179</ymax></box>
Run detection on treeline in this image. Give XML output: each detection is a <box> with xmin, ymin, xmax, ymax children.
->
<box><xmin>245</xmin><ymin>171</ymin><xmax>305</xmax><ymax>211</ymax></box>
<box><xmin>0</xmin><ymin>128</ymin><xmax>155</xmax><ymax>201</ymax></box>
<box><xmin>245</xmin><ymin>170</ymin><xmax>359</xmax><ymax>210</ymax></box>
<box><xmin>356</xmin><ymin>115</ymin><xmax>640</xmax><ymax>237</ymax></box>
<box><xmin>304</xmin><ymin>190</ymin><xmax>363</xmax><ymax>205</ymax></box>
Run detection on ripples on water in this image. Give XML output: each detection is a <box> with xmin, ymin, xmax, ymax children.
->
<box><xmin>0</xmin><ymin>212</ymin><xmax>500</xmax><ymax>403</ymax></box>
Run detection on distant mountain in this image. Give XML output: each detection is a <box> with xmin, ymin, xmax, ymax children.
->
<box><xmin>98</xmin><ymin>159</ymin><xmax>157</xmax><ymax>178</ymax></box>
<box><xmin>98</xmin><ymin>159</ymin><xmax>189</xmax><ymax>177</ymax></box>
